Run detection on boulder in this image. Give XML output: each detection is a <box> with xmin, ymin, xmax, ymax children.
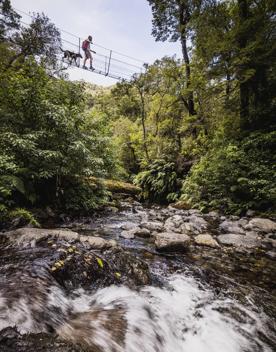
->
<box><xmin>132</xmin><ymin>227</ymin><xmax>151</xmax><ymax>238</ymax></box>
<box><xmin>265</xmin><ymin>251</ymin><xmax>276</xmax><ymax>260</ymax></box>
<box><xmin>217</xmin><ymin>233</ymin><xmax>261</xmax><ymax>249</ymax></box>
<box><xmin>180</xmin><ymin>215</ymin><xmax>208</xmax><ymax>234</ymax></box>
<box><xmin>188</xmin><ymin>209</ymin><xmax>201</xmax><ymax>215</ymax></box>
<box><xmin>120</xmin><ymin>222</ymin><xmax>137</xmax><ymax>231</ymax></box>
<box><xmin>79</xmin><ymin>235</ymin><xmax>116</xmax><ymax>249</ymax></box>
<box><xmin>0</xmin><ymin>327</ymin><xmax>84</xmax><ymax>352</ymax></box>
<box><xmin>2</xmin><ymin>228</ymin><xmax>80</xmax><ymax>245</ymax></box>
<box><xmin>140</xmin><ymin>221</ymin><xmax>163</xmax><ymax>232</ymax></box>
<box><xmin>261</xmin><ymin>233</ymin><xmax>276</xmax><ymax>249</ymax></box>
<box><xmin>164</xmin><ymin>215</ymin><xmax>184</xmax><ymax>233</ymax></box>
<box><xmin>154</xmin><ymin>232</ymin><xmax>191</xmax><ymax>252</ymax></box>
<box><xmin>120</xmin><ymin>230</ymin><xmax>135</xmax><ymax>239</ymax></box>
<box><xmin>171</xmin><ymin>201</ymin><xmax>191</xmax><ymax>210</ymax></box>
<box><xmin>246</xmin><ymin>218</ymin><xmax>276</xmax><ymax>233</ymax></box>
<box><xmin>2</xmin><ymin>227</ymin><xmax>116</xmax><ymax>249</ymax></box>
<box><xmin>219</xmin><ymin>220</ymin><xmax>245</xmax><ymax>235</ymax></box>
<box><xmin>195</xmin><ymin>234</ymin><xmax>219</xmax><ymax>248</ymax></box>
<box><xmin>206</xmin><ymin>211</ymin><xmax>220</xmax><ymax>219</ymax></box>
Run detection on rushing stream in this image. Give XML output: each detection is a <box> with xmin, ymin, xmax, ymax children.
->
<box><xmin>0</xmin><ymin>202</ymin><xmax>275</xmax><ymax>351</ymax></box>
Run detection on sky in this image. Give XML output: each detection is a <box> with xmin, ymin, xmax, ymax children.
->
<box><xmin>11</xmin><ymin>0</ymin><xmax>182</xmax><ymax>86</ymax></box>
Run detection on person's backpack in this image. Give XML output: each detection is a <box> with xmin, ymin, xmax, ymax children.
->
<box><xmin>82</xmin><ymin>40</ymin><xmax>89</xmax><ymax>50</ymax></box>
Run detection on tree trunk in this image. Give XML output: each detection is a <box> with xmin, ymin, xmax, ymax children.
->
<box><xmin>179</xmin><ymin>3</ymin><xmax>196</xmax><ymax>116</ymax></box>
<box><xmin>237</xmin><ymin>0</ymin><xmax>250</xmax><ymax>128</ymax></box>
<box><xmin>137</xmin><ymin>88</ymin><xmax>150</xmax><ymax>161</ymax></box>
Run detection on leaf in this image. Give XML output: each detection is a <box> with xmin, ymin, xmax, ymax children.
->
<box><xmin>96</xmin><ymin>257</ymin><xmax>104</xmax><ymax>268</ymax></box>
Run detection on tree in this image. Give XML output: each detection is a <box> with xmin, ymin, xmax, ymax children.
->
<box><xmin>147</xmin><ymin>0</ymin><xmax>199</xmax><ymax>116</ymax></box>
<box><xmin>5</xmin><ymin>12</ymin><xmax>61</xmax><ymax>71</ymax></box>
<box><xmin>0</xmin><ymin>0</ymin><xmax>20</xmax><ymax>41</ymax></box>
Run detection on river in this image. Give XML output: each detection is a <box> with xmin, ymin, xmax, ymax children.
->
<box><xmin>0</xmin><ymin>202</ymin><xmax>275</xmax><ymax>351</ymax></box>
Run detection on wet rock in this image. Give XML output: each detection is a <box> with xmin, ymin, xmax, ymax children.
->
<box><xmin>261</xmin><ymin>233</ymin><xmax>276</xmax><ymax>250</ymax></box>
<box><xmin>141</xmin><ymin>221</ymin><xmax>163</xmax><ymax>232</ymax></box>
<box><xmin>195</xmin><ymin>234</ymin><xmax>219</xmax><ymax>248</ymax></box>
<box><xmin>219</xmin><ymin>220</ymin><xmax>245</xmax><ymax>235</ymax></box>
<box><xmin>171</xmin><ymin>201</ymin><xmax>191</xmax><ymax>210</ymax></box>
<box><xmin>79</xmin><ymin>235</ymin><xmax>116</xmax><ymax>249</ymax></box>
<box><xmin>58</xmin><ymin>308</ymin><xmax>127</xmax><ymax>352</ymax></box>
<box><xmin>206</xmin><ymin>211</ymin><xmax>220</xmax><ymax>219</ymax></box>
<box><xmin>154</xmin><ymin>232</ymin><xmax>191</xmax><ymax>252</ymax></box>
<box><xmin>188</xmin><ymin>209</ymin><xmax>201</xmax><ymax>215</ymax></box>
<box><xmin>120</xmin><ymin>222</ymin><xmax>137</xmax><ymax>231</ymax></box>
<box><xmin>180</xmin><ymin>215</ymin><xmax>208</xmax><ymax>234</ymax></box>
<box><xmin>246</xmin><ymin>210</ymin><xmax>255</xmax><ymax>217</ymax></box>
<box><xmin>164</xmin><ymin>215</ymin><xmax>184</xmax><ymax>233</ymax></box>
<box><xmin>246</xmin><ymin>218</ymin><xmax>276</xmax><ymax>233</ymax></box>
<box><xmin>132</xmin><ymin>227</ymin><xmax>151</xmax><ymax>238</ymax></box>
<box><xmin>217</xmin><ymin>233</ymin><xmax>261</xmax><ymax>249</ymax></box>
<box><xmin>265</xmin><ymin>251</ymin><xmax>276</xmax><ymax>260</ymax></box>
<box><xmin>3</xmin><ymin>228</ymin><xmax>80</xmax><ymax>245</ymax></box>
<box><xmin>2</xmin><ymin>228</ymin><xmax>116</xmax><ymax>250</ymax></box>
<box><xmin>104</xmin><ymin>247</ymin><xmax>151</xmax><ymax>286</ymax></box>
<box><xmin>120</xmin><ymin>230</ymin><xmax>135</xmax><ymax>239</ymax></box>
<box><xmin>0</xmin><ymin>327</ymin><xmax>84</xmax><ymax>352</ymax></box>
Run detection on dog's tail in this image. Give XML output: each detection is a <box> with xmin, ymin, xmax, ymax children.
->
<box><xmin>60</xmin><ymin>47</ymin><xmax>65</xmax><ymax>52</ymax></box>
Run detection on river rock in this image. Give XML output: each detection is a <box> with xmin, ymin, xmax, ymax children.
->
<box><xmin>2</xmin><ymin>228</ymin><xmax>116</xmax><ymax>250</ymax></box>
<box><xmin>141</xmin><ymin>221</ymin><xmax>163</xmax><ymax>232</ymax></box>
<box><xmin>133</xmin><ymin>227</ymin><xmax>151</xmax><ymax>238</ymax></box>
<box><xmin>206</xmin><ymin>211</ymin><xmax>220</xmax><ymax>219</ymax></box>
<box><xmin>219</xmin><ymin>220</ymin><xmax>245</xmax><ymax>234</ymax></box>
<box><xmin>265</xmin><ymin>251</ymin><xmax>276</xmax><ymax>260</ymax></box>
<box><xmin>261</xmin><ymin>233</ymin><xmax>276</xmax><ymax>249</ymax></box>
<box><xmin>120</xmin><ymin>230</ymin><xmax>135</xmax><ymax>239</ymax></box>
<box><xmin>0</xmin><ymin>327</ymin><xmax>84</xmax><ymax>352</ymax></box>
<box><xmin>164</xmin><ymin>215</ymin><xmax>184</xmax><ymax>233</ymax></box>
<box><xmin>120</xmin><ymin>226</ymin><xmax>151</xmax><ymax>239</ymax></box>
<box><xmin>180</xmin><ymin>215</ymin><xmax>208</xmax><ymax>234</ymax></box>
<box><xmin>245</xmin><ymin>218</ymin><xmax>276</xmax><ymax>233</ymax></box>
<box><xmin>154</xmin><ymin>232</ymin><xmax>191</xmax><ymax>252</ymax></box>
<box><xmin>195</xmin><ymin>234</ymin><xmax>219</xmax><ymax>248</ymax></box>
<box><xmin>120</xmin><ymin>222</ymin><xmax>137</xmax><ymax>230</ymax></box>
<box><xmin>2</xmin><ymin>228</ymin><xmax>80</xmax><ymax>245</ymax></box>
<box><xmin>79</xmin><ymin>235</ymin><xmax>116</xmax><ymax>249</ymax></box>
<box><xmin>188</xmin><ymin>209</ymin><xmax>201</xmax><ymax>215</ymax></box>
<box><xmin>217</xmin><ymin>233</ymin><xmax>261</xmax><ymax>249</ymax></box>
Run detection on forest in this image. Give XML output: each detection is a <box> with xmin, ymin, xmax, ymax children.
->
<box><xmin>0</xmin><ymin>0</ymin><xmax>275</xmax><ymax>228</ymax></box>
<box><xmin>1</xmin><ymin>1</ymin><xmax>276</xmax><ymax>351</ymax></box>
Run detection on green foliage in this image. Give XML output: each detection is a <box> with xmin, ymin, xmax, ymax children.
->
<box><xmin>0</xmin><ymin>207</ymin><xmax>39</xmax><ymax>229</ymax></box>
<box><xmin>0</xmin><ymin>3</ymin><xmax>117</xmax><ymax>219</ymax></box>
<box><xmin>134</xmin><ymin>159</ymin><xmax>180</xmax><ymax>203</ymax></box>
<box><xmin>181</xmin><ymin>132</ymin><xmax>276</xmax><ymax>214</ymax></box>
<box><xmin>61</xmin><ymin>179</ymin><xmax>110</xmax><ymax>213</ymax></box>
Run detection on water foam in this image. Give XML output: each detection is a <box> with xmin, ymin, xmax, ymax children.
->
<box><xmin>0</xmin><ymin>274</ymin><xmax>274</xmax><ymax>351</ymax></box>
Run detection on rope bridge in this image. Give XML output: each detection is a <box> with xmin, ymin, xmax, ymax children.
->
<box><xmin>15</xmin><ymin>8</ymin><xmax>146</xmax><ymax>81</ymax></box>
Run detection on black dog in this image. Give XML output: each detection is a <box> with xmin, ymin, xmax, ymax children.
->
<box><xmin>60</xmin><ymin>48</ymin><xmax>82</xmax><ymax>66</ymax></box>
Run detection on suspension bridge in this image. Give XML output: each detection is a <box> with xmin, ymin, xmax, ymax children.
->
<box><xmin>14</xmin><ymin>8</ymin><xmax>146</xmax><ymax>81</ymax></box>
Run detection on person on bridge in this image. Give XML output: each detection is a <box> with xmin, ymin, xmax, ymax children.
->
<box><xmin>82</xmin><ymin>35</ymin><xmax>95</xmax><ymax>70</ymax></box>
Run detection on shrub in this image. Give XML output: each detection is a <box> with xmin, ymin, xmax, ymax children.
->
<box><xmin>60</xmin><ymin>178</ymin><xmax>110</xmax><ymax>213</ymax></box>
<box><xmin>181</xmin><ymin>132</ymin><xmax>276</xmax><ymax>214</ymax></box>
<box><xmin>134</xmin><ymin>159</ymin><xmax>180</xmax><ymax>203</ymax></box>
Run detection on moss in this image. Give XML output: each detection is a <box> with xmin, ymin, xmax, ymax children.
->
<box><xmin>88</xmin><ymin>177</ymin><xmax>141</xmax><ymax>195</ymax></box>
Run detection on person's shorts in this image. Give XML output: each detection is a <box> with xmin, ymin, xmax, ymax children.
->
<box><xmin>84</xmin><ymin>49</ymin><xmax>92</xmax><ymax>59</ymax></box>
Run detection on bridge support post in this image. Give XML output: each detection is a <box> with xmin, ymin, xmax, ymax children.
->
<box><xmin>78</xmin><ymin>37</ymin><xmax>81</xmax><ymax>67</ymax></box>
<box><xmin>106</xmin><ymin>50</ymin><xmax>112</xmax><ymax>76</ymax></box>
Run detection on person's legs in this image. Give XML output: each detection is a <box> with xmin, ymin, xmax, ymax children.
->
<box><xmin>87</xmin><ymin>51</ymin><xmax>93</xmax><ymax>69</ymax></box>
<box><xmin>83</xmin><ymin>50</ymin><xmax>89</xmax><ymax>68</ymax></box>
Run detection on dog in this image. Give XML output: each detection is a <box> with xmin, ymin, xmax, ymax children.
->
<box><xmin>60</xmin><ymin>48</ymin><xmax>82</xmax><ymax>66</ymax></box>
